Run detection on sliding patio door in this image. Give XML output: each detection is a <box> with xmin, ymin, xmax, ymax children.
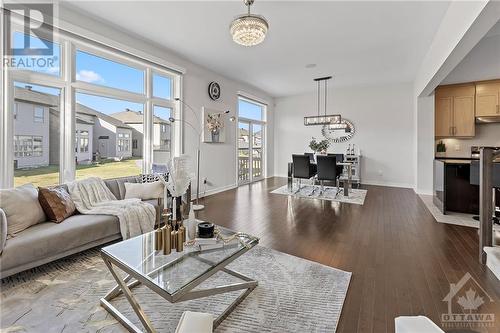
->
<box><xmin>237</xmin><ymin>97</ymin><xmax>266</xmax><ymax>185</ymax></box>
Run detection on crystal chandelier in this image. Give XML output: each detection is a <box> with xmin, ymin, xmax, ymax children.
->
<box><xmin>230</xmin><ymin>0</ymin><xmax>269</xmax><ymax>47</ymax></box>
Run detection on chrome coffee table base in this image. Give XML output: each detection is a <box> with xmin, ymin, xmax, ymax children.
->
<box><xmin>100</xmin><ymin>251</ymin><xmax>258</xmax><ymax>333</ymax></box>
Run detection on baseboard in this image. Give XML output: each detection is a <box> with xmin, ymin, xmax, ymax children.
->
<box><xmin>414</xmin><ymin>188</ymin><xmax>433</xmax><ymax>196</ymax></box>
<box><xmin>361</xmin><ymin>180</ymin><xmax>413</xmax><ymax>189</ymax></box>
<box><xmin>199</xmin><ymin>183</ymin><xmax>238</xmax><ymax>198</ymax></box>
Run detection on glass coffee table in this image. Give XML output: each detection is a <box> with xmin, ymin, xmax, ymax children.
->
<box><xmin>100</xmin><ymin>227</ymin><xmax>259</xmax><ymax>333</ymax></box>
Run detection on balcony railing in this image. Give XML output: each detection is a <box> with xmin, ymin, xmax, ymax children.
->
<box><xmin>238</xmin><ymin>156</ymin><xmax>262</xmax><ymax>182</ymax></box>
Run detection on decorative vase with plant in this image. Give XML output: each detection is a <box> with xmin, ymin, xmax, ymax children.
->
<box><xmin>206</xmin><ymin>113</ymin><xmax>224</xmax><ymax>142</ymax></box>
<box><xmin>309</xmin><ymin>137</ymin><xmax>330</xmax><ymax>155</ymax></box>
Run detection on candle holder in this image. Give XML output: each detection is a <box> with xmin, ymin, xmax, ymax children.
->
<box><xmin>162</xmin><ymin>224</ymin><xmax>171</xmax><ymax>255</ymax></box>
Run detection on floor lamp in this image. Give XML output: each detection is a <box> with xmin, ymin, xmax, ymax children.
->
<box><xmin>171</xmin><ymin>98</ymin><xmax>233</xmax><ymax>211</ymax></box>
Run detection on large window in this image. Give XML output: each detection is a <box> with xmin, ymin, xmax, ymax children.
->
<box><xmin>12</xmin><ymin>32</ymin><xmax>61</xmax><ymax>76</ymax></box>
<box><xmin>238</xmin><ymin>98</ymin><xmax>265</xmax><ymax>121</ymax></box>
<box><xmin>3</xmin><ymin>14</ymin><xmax>181</xmax><ymax>188</ymax></box>
<box><xmin>153</xmin><ymin>105</ymin><xmax>172</xmax><ymax>164</ymax></box>
<box><xmin>12</xmin><ymin>82</ymin><xmax>61</xmax><ymax>187</ymax></box>
<box><xmin>75</xmin><ymin>93</ymin><xmax>143</xmax><ymax>180</ymax></box>
<box><xmin>76</xmin><ymin>50</ymin><xmax>144</xmax><ymax>94</ymax></box>
<box><xmin>237</xmin><ymin>97</ymin><xmax>266</xmax><ymax>184</ymax></box>
<box><xmin>153</xmin><ymin>74</ymin><xmax>173</xmax><ymax>100</ymax></box>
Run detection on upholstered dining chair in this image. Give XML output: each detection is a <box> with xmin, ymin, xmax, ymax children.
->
<box><xmin>328</xmin><ymin>153</ymin><xmax>345</xmax><ymax>177</ymax></box>
<box><xmin>316</xmin><ymin>155</ymin><xmax>341</xmax><ymax>197</ymax></box>
<box><xmin>304</xmin><ymin>152</ymin><xmax>315</xmax><ymax>163</ymax></box>
<box><xmin>292</xmin><ymin>154</ymin><xmax>317</xmax><ymax>194</ymax></box>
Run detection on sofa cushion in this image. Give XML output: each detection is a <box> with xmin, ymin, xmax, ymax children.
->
<box><xmin>0</xmin><ymin>184</ymin><xmax>46</xmax><ymax>237</ymax></box>
<box><xmin>38</xmin><ymin>186</ymin><xmax>76</xmax><ymax>223</ymax></box>
<box><xmin>104</xmin><ymin>176</ymin><xmax>139</xmax><ymax>200</ymax></box>
<box><xmin>124</xmin><ymin>181</ymin><xmax>163</xmax><ymax>200</ymax></box>
<box><xmin>0</xmin><ymin>214</ymin><xmax>120</xmax><ymax>272</ymax></box>
<box><xmin>0</xmin><ymin>208</ymin><xmax>7</xmax><ymax>254</ymax></box>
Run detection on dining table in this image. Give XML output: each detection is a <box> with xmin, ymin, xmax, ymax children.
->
<box><xmin>287</xmin><ymin>160</ymin><xmax>354</xmax><ymax>197</ymax></box>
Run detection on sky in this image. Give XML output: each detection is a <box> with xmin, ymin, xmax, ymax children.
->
<box><xmin>13</xmin><ymin>32</ymin><xmax>263</xmax><ymax>122</ymax></box>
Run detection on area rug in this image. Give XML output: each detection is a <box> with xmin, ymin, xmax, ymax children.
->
<box><xmin>271</xmin><ymin>184</ymin><xmax>367</xmax><ymax>205</ymax></box>
<box><xmin>419</xmin><ymin>194</ymin><xmax>500</xmax><ymax>231</ymax></box>
<box><xmin>0</xmin><ymin>245</ymin><xmax>351</xmax><ymax>333</ymax></box>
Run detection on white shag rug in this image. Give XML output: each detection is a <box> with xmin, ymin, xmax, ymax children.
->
<box><xmin>271</xmin><ymin>184</ymin><xmax>367</xmax><ymax>205</ymax></box>
<box><xmin>1</xmin><ymin>245</ymin><xmax>351</xmax><ymax>333</ymax></box>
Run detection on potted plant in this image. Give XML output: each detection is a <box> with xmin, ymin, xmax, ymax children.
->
<box><xmin>309</xmin><ymin>137</ymin><xmax>330</xmax><ymax>155</ymax></box>
<box><xmin>436</xmin><ymin>140</ymin><xmax>446</xmax><ymax>157</ymax></box>
<box><xmin>206</xmin><ymin>113</ymin><xmax>224</xmax><ymax>142</ymax></box>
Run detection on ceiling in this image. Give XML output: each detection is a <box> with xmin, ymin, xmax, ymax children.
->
<box><xmin>442</xmin><ymin>20</ymin><xmax>500</xmax><ymax>85</ymax></box>
<box><xmin>64</xmin><ymin>1</ymin><xmax>451</xmax><ymax>97</ymax></box>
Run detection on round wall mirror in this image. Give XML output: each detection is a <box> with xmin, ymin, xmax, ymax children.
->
<box><xmin>321</xmin><ymin>119</ymin><xmax>355</xmax><ymax>143</ymax></box>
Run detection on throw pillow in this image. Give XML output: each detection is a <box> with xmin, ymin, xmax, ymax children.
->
<box><xmin>0</xmin><ymin>183</ymin><xmax>46</xmax><ymax>237</ymax></box>
<box><xmin>38</xmin><ymin>186</ymin><xmax>76</xmax><ymax>223</ymax></box>
<box><xmin>124</xmin><ymin>181</ymin><xmax>163</xmax><ymax>200</ymax></box>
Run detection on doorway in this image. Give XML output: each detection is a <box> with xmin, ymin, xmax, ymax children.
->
<box><xmin>237</xmin><ymin>96</ymin><xmax>266</xmax><ymax>185</ymax></box>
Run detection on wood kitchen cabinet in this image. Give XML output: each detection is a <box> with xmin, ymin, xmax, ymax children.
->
<box><xmin>476</xmin><ymin>80</ymin><xmax>500</xmax><ymax>117</ymax></box>
<box><xmin>435</xmin><ymin>84</ymin><xmax>475</xmax><ymax>137</ymax></box>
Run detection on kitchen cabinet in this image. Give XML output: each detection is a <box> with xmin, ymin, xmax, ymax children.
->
<box><xmin>435</xmin><ymin>84</ymin><xmax>475</xmax><ymax>137</ymax></box>
<box><xmin>476</xmin><ymin>80</ymin><xmax>500</xmax><ymax>117</ymax></box>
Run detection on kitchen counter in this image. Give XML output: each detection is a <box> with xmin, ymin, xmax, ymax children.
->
<box><xmin>436</xmin><ymin>159</ymin><xmax>473</xmax><ymax>164</ymax></box>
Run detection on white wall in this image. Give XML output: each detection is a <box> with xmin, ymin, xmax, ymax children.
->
<box><xmin>416</xmin><ymin>95</ymin><xmax>435</xmax><ymax>195</ymax></box>
<box><xmin>55</xmin><ymin>5</ymin><xmax>274</xmax><ymax>195</ymax></box>
<box><xmin>181</xmin><ymin>67</ymin><xmax>274</xmax><ymax>196</ymax></box>
<box><xmin>274</xmin><ymin>83</ymin><xmax>414</xmax><ymax>188</ymax></box>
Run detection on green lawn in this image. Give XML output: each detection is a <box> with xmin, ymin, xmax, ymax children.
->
<box><xmin>14</xmin><ymin>158</ymin><xmax>142</xmax><ymax>187</ymax></box>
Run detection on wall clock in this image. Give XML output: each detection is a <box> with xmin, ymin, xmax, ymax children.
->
<box><xmin>208</xmin><ymin>81</ymin><xmax>221</xmax><ymax>100</ymax></box>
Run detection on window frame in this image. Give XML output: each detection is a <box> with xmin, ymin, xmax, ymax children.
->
<box><xmin>2</xmin><ymin>15</ymin><xmax>183</xmax><ymax>188</ymax></box>
<box><xmin>236</xmin><ymin>95</ymin><xmax>268</xmax><ymax>184</ymax></box>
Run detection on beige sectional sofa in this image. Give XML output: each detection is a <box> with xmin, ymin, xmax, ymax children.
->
<box><xmin>0</xmin><ymin>176</ymin><xmax>163</xmax><ymax>279</ymax></box>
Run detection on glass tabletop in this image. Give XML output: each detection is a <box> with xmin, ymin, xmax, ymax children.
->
<box><xmin>101</xmin><ymin>226</ymin><xmax>259</xmax><ymax>295</ymax></box>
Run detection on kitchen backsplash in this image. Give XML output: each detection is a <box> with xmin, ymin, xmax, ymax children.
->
<box><xmin>435</xmin><ymin>123</ymin><xmax>500</xmax><ymax>158</ymax></box>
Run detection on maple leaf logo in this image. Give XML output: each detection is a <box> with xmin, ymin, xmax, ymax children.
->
<box><xmin>457</xmin><ymin>288</ymin><xmax>484</xmax><ymax>312</ymax></box>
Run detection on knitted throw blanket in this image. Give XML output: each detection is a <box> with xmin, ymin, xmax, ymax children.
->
<box><xmin>67</xmin><ymin>177</ymin><xmax>155</xmax><ymax>239</ymax></box>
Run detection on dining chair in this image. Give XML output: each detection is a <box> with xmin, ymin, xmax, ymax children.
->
<box><xmin>328</xmin><ymin>153</ymin><xmax>345</xmax><ymax>176</ymax></box>
<box><xmin>304</xmin><ymin>152</ymin><xmax>315</xmax><ymax>163</ymax></box>
<box><xmin>292</xmin><ymin>154</ymin><xmax>317</xmax><ymax>194</ymax></box>
<box><xmin>317</xmin><ymin>155</ymin><xmax>341</xmax><ymax>197</ymax></box>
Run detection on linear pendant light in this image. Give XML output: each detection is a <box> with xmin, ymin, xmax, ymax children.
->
<box><xmin>304</xmin><ymin>76</ymin><xmax>341</xmax><ymax>126</ymax></box>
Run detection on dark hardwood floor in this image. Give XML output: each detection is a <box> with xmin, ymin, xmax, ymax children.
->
<box><xmin>197</xmin><ymin>177</ymin><xmax>500</xmax><ymax>333</ymax></box>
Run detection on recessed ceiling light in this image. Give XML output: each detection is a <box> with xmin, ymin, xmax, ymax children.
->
<box><xmin>305</xmin><ymin>64</ymin><xmax>317</xmax><ymax>69</ymax></box>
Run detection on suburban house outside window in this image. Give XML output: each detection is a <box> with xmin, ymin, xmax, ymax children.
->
<box><xmin>34</xmin><ymin>106</ymin><xmax>44</xmax><ymax>123</ymax></box>
<box><xmin>4</xmin><ymin>22</ymin><xmax>181</xmax><ymax>188</ymax></box>
<box><xmin>11</xmin><ymin>82</ymin><xmax>58</xmax><ymax>186</ymax></box>
<box><xmin>152</xmin><ymin>105</ymin><xmax>173</xmax><ymax>163</ymax></box>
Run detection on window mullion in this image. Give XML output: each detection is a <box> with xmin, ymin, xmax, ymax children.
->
<box><xmin>72</xmin><ymin>81</ymin><xmax>146</xmax><ymax>104</ymax></box>
<box><xmin>144</xmin><ymin>67</ymin><xmax>153</xmax><ymax>173</ymax></box>
<box><xmin>61</xmin><ymin>40</ymin><xmax>75</xmax><ymax>183</ymax></box>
